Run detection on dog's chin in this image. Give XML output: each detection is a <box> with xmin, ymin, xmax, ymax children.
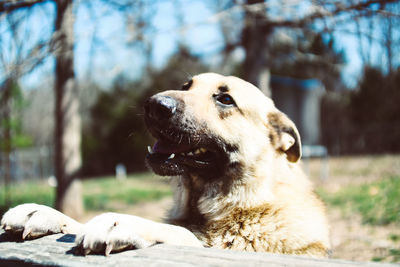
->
<box><xmin>145</xmin><ymin>139</ymin><xmax>223</xmax><ymax>177</ymax></box>
<box><xmin>145</xmin><ymin>154</ymin><xmax>186</xmax><ymax>176</ymax></box>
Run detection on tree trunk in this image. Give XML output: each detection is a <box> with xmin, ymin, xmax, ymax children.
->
<box><xmin>1</xmin><ymin>80</ymin><xmax>12</xmax><ymax>207</ymax></box>
<box><xmin>241</xmin><ymin>0</ymin><xmax>272</xmax><ymax>95</ymax></box>
<box><xmin>384</xmin><ymin>16</ymin><xmax>393</xmax><ymax>74</ymax></box>
<box><xmin>54</xmin><ymin>0</ymin><xmax>83</xmax><ymax>219</ymax></box>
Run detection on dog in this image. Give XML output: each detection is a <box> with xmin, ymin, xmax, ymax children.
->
<box><xmin>1</xmin><ymin>73</ymin><xmax>330</xmax><ymax>257</ymax></box>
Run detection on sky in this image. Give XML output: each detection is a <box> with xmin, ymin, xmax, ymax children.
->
<box><xmin>14</xmin><ymin>0</ymin><xmax>224</xmax><ymax>89</ymax></box>
<box><xmin>1</xmin><ymin>0</ymin><xmax>391</xmax><ymax>90</ymax></box>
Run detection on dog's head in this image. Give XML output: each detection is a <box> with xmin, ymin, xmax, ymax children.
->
<box><xmin>144</xmin><ymin>73</ymin><xmax>301</xmax><ymax>180</ymax></box>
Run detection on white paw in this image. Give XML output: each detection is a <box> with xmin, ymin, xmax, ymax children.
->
<box><xmin>75</xmin><ymin>213</ymin><xmax>154</xmax><ymax>256</ymax></box>
<box><xmin>1</xmin><ymin>203</ymin><xmax>80</xmax><ymax>239</ymax></box>
<box><xmin>75</xmin><ymin>213</ymin><xmax>203</xmax><ymax>256</ymax></box>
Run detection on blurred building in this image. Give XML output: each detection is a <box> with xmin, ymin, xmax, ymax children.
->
<box><xmin>270</xmin><ymin>75</ymin><xmax>324</xmax><ymax>146</ymax></box>
<box><xmin>270</xmin><ymin>76</ymin><xmax>328</xmax><ymax>179</ymax></box>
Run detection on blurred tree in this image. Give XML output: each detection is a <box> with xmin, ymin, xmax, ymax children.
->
<box><xmin>2</xmin><ymin>0</ymin><xmax>84</xmax><ymax>218</ymax></box>
<box><xmin>380</xmin><ymin>2</ymin><xmax>400</xmax><ymax>74</ymax></box>
<box><xmin>139</xmin><ymin>46</ymin><xmax>209</xmax><ymax>101</ymax></box>
<box><xmin>222</xmin><ymin>0</ymin><xmax>399</xmax><ymax>155</ymax></box>
<box><xmin>0</xmin><ymin>80</ymin><xmax>33</xmax><ymax>206</ymax></box>
<box><xmin>320</xmin><ymin>90</ymin><xmax>353</xmax><ymax>155</ymax></box>
<box><xmin>269</xmin><ymin>33</ymin><xmax>345</xmax><ymax>91</ymax></box>
<box><xmin>0</xmin><ymin>6</ymin><xmax>49</xmax><ymax>207</ymax></box>
<box><xmin>82</xmin><ymin>47</ymin><xmax>208</xmax><ymax>176</ymax></box>
<box><xmin>352</xmin><ymin>1</ymin><xmax>400</xmax><ymax>74</ymax></box>
<box><xmin>53</xmin><ymin>0</ymin><xmax>83</xmax><ymax>219</ymax></box>
<box><xmin>211</xmin><ymin>0</ymin><xmax>398</xmax><ymax>92</ymax></box>
<box><xmin>321</xmin><ymin>66</ymin><xmax>400</xmax><ymax>155</ymax></box>
<box><xmin>1</xmin><ymin>0</ymin><xmax>151</xmax><ymax>217</ymax></box>
<box><xmin>241</xmin><ymin>0</ymin><xmax>271</xmax><ymax>92</ymax></box>
<box><xmin>81</xmin><ymin>76</ymin><xmax>146</xmax><ymax>176</ymax></box>
<box><xmin>349</xmin><ymin>67</ymin><xmax>400</xmax><ymax>153</ymax></box>
<box><xmin>1</xmin><ymin>0</ymin><xmax>82</xmax><ymax>217</ymax></box>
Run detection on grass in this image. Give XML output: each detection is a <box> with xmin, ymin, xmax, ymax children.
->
<box><xmin>389</xmin><ymin>234</ymin><xmax>400</xmax><ymax>242</ymax></box>
<box><xmin>2</xmin><ymin>157</ymin><xmax>399</xmax><ymax>225</ymax></box>
<box><xmin>318</xmin><ymin>175</ymin><xmax>400</xmax><ymax>225</ymax></box>
<box><xmin>0</xmin><ymin>172</ymin><xmax>171</xmax><ymax>216</ymax></box>
<box><xmin>372</xmin><ymin>249</ymin><xmax>400</xmax><ymax>263</ymax></box>
<box><xmin>1</xmin><ymin>155</ymin><xmax>400</xmax><ymax>263</ymax></box>
<box><xmin>82</xmin><ymin>173</ymin><xmax>171</xmax><ymax>211</ymax></box>
<box><xmin>0</xmin><ymin>181</ymin><xmax>55</xmax><ymax>215</ymax></box>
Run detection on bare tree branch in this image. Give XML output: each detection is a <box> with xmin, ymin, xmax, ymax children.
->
<box><xmin>0</xmin><ymin>6</ymin><xmax>53</xmax><ymax>88</ymax></box>
<box><xmin>241</xmin><ymin>0</ymin><xmax>400</xmax><ymax>29</ymax></box>
<box><xmin>0</xmin><ymin>0</ymin><xmax>49</xmax><ymax>13</ymax></box>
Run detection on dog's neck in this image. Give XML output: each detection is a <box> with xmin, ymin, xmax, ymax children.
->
<box><xmin>166</xmin><ymin>174</ymin><xmax>207</xmax><ymax>229</ymax></box>
<box><xmin>167</xmin><ymin>152</ymin><xmax>309</xmax><ymax>227</ymax></box>
<box><xmin>167</xmin><ymin>159</ymin><xmax>282</xmax><ymax>226</ymax></box>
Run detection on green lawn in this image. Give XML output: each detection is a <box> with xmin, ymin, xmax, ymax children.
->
<box><xmin>0</xmin><ymin>181</ymin><xmax>55</xmax><ymax>210</ymax></box>
<box><xmin>0</xmin><ymin>172</ymin><xmax>171</xmax><ymax>216</ymax></box>
<box><xmin>318</xmin><ymin>175</ymin><xmax>400</xmax><ymax>226</ymax></box>
<box><xmin>2</xmin><ymin>164</ymin><xmax>400</xmax><ymax>226</ymax></box>
<box><xmin>2</xmin><ymin>155</ymin><xmax>400</xmax><ymax>263</ymax></box>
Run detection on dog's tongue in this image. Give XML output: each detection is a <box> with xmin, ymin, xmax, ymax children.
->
<box><xmin>153</xmin><ymin>140</ymin><xmax>192</xmax><ymax>154</ymax></box>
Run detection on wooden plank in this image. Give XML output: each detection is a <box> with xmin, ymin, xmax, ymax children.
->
<box><xmin>0</xmin><ymin>230</ymin><xmax>395</xmax><ymax>267</ymax></box>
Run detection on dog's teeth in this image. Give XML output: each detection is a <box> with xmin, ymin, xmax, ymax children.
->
<box><xmin>168</xmin><ymin>153</ymin><xmax>175</xmax><ymax>159</ymax></box>
<box><xmin>194</xmin><ymin>149</ymin><xmax>201</xmax><ymax>155</ymax></box>
<box><xmin>147</xmin><ymin>146</ymin><xmax>153</xmax><ymax>154</ymax></box>
<box><xmin>200</xmin><ymin>148</ymin><xmax>207</xmax><ymax>153</ymax></box>
<box><xmin>187</xmin><ymin>152</ymin><xmax>194</xmax><ymax>156</ymax></box>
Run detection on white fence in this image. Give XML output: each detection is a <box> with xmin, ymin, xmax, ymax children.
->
<box><xmin>0</xmin><ymin>147</ymin><xmax>54</xmax><ymax>183</ymax></box>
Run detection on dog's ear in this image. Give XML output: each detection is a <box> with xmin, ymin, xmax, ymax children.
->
<box><xmin>267</xmin><ymin>111</ymin><xmax>302</xmax><ymax>163</ymax></box>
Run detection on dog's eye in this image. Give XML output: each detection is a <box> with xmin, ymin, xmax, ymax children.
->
<box><xmin>216</xmin><ymin>94</ymin><xmax>235</xmax><ymax>106</ymax></box>
<box><xmin>181</xmin><ymin>80</ymin><xmax>193</xmax><ymax>91</ymax></box>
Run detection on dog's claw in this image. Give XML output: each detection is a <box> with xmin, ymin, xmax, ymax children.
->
<box><xmin>22</xmin><ymin>228</ymin><xmax>31</xmax><ymax>240</ymax></box>
<box><xmin>83</xmin><ymin>248</ymin><xmax>91</xmax><ymax>256</ymax></box>
<box><xmin>105</xmin><ymin>244</ymin><xmax>113</xmax><ymax>256</ymax></box>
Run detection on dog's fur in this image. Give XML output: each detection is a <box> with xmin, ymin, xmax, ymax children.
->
<box><xmin>145</xmin><ymin>73</ymin><xmax>330</xmax><ymax>256</ymax></box>
<box><xmin>1</xmin><ymin>73</ymin><xmax>330</xmax><ymax>257</ymax></box>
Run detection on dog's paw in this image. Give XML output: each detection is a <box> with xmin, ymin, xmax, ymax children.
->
<box><xmin>1</xmin><ymin>203</ymin><xmax>80</xmax><ymax>239</ymax></box>
<box><xmin>75</xmin><ymin>213</ymin><xmax>155</xmax><ymax>256</ymax></box>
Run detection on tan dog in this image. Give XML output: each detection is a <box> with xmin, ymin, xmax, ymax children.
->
<box><xmin>1</xmin><ymin>73</ymin><xmax>330</xmax><ymax>257</ymax></box>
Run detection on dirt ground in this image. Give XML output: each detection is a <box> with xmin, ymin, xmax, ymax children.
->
<box><xmin>328</xmin><ymin>207</ymin><xmax>400</xmax><ymax>262</ymax></box>
<box><xmin>83</xmin><ymin>155</ymin><xmax>400</xmax><ymax>263</ymax></box>
<box><xmin>307</xmin><ymin>155</ymin><xmax>400</xmax><ymax>263</ymax></box>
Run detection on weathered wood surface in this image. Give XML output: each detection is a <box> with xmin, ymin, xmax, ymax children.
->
<box><xmin>0</xmin><ymin>230</ymin><xmax>395</xmax><ymax>267</ymax></box>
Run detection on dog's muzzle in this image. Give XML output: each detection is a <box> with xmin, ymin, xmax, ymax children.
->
<box><xmin>143</xmin><ymin>94</ymin><xmax>225</xmax><ymax>177</ymax></box>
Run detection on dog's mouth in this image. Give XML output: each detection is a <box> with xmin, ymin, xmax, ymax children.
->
<box><xmin>144</xmin><ymin>94</ymin><xmax>229</xmax><ymax>177</ymax></box>
<box><xmin>146</xmin><ymin>136</ymin><xmax>221</xmax><ymax>176</ymax></box>
<box><xmin>150</xmin><ymin>140</ymin><xmax>215</xmax><ymax>165</ymax></box>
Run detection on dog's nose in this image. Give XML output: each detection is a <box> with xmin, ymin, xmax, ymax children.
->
<box><xmin>144</xmin><ymin>95</ymin><xmax>177</xmax><ymax>122</ymax></box>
